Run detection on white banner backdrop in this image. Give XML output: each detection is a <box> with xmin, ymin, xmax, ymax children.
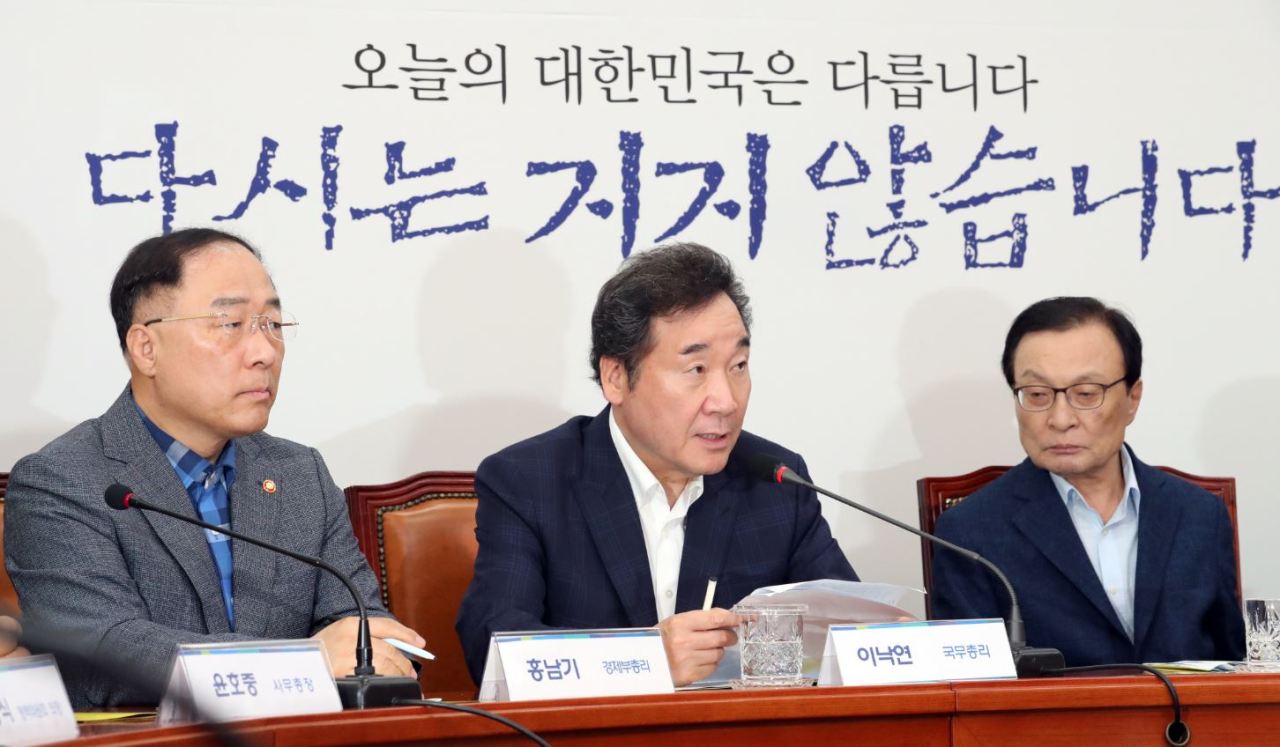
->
<box><xmin>2</xmin><ymin>0</ymin><xmax>1278</xmax><ymax>614</ymax></box>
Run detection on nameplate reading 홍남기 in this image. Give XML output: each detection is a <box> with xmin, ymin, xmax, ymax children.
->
<box><xmin>480</xmin><ymin>628</ymin><xmax>674</xmax><ymax>701</ymax></box>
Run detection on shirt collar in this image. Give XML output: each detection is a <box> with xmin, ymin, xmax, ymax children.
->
<box><xmin>608</xmin><ymin>408</ymin><xmax>704</xmax><ymax>509</ymax></box>
<box><xmin>1050</xmin><ymin>444</ymin><xmax>1141</xmax><ymax>516</ymax></box>
<box><xmin>134</xmin><ymin>398</ymin><xmax>237</xmax><ymax>491</ymax></box>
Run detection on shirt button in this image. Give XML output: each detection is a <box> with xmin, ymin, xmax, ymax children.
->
<box><xmin>665</xmin><ymin>589</ymin><xmax>674</xmax><ymax>598</ymax></box>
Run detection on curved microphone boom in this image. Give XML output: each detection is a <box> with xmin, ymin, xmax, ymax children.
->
<box><xmin>104</xmin><ymin>484</ymin><xmax>421</xmax><ymax>708</ymax></box>
<box><xmin>746</xmin><ymin>454</ymin><xmax>1065</xmax><ymax>678</ymax></box>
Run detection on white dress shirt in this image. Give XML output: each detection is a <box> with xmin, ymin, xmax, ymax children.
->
<box><xmin>1049</xmin><ymin>447</ymin><xmax>1142</xmax><ymax>641</ymax></box>
<box><xmin>609</xmin><ymin>409</ymin><xmax>704</xmax><ymax>622</ymax></box>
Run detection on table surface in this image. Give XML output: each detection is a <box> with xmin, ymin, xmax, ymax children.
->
<box><xmin>60</xmin><ymin>672</ymin><xmax>1280</xmax><ymax>747</ymax></box>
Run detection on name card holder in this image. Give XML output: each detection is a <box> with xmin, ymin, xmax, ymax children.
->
<box><xmin>479</xmin><ymin>628</ymin><xmax>673</xmax><ymax>702</ymax></box>
<box><xmin>159</xmin><ymin>639</ymin><xmax>342</xmax><ymax>724</ymax></box>
<box><xmin>818</xmin><ymin>618</ymin><xmax>1016</xmax><ymax>686</ymax></box>
<box><xmin>0</xmin><ymin>655</ymin><xmax>77</xmax><ymax>746</ymax></box>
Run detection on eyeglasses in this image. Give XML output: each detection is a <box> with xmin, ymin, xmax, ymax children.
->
<box><xmin>143</xmin><ymin>311</ymin><xmax>299</xmax><ymax>343</ymax></box>
<box><xmin>1013</xmin><ymin>377</ymin><xmax>1126</xmax><ymax>412</ymax></box>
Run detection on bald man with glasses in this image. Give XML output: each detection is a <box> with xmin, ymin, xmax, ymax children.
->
<box><xmin>931</xmin><ymin>296</ymin><xmax>1244</xmax><ymax>666</ymax></box>
<box><xmin>5</xmin><ymin>228</ymin><xmax>423</xmax><ymax>707</ymax></box>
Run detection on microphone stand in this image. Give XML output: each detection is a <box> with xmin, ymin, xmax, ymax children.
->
<box><xmin>106</xmin><ymin>487</ymin><xmax>422</xmax><ymax>708</ymax></box>
<box><xmin>755</xmin><ymin>457</ymin><xmax>1065</xmax><ymax>677</ymax></box>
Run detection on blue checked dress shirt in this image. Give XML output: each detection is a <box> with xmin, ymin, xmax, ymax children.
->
<box><xmin>138</xmin><ymin>408</ymin><xmax>237</xmax><ymax>630</ymax></box>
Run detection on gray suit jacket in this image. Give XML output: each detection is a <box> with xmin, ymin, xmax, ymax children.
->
<box><xmin>4</xmin><ymin>388</ymin><xmax>388</xmax><ymax>707</ymax></box>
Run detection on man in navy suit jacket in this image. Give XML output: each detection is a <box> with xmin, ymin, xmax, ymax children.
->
<box><xmin>932</xmin><ymin>297</ymin><xmax>1244</xmax><ymax>665</ymax></box>
<box><xmin>457</xmin><ymin>243</ymin><xmax>857</xmax><ymax>685</ymax></box>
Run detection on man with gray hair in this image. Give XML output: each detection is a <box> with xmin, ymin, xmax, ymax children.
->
<box><xmin>932</xmin><ymin>296</ymin><xmax>1243</xmax><ymax>665</ymax></box>
<box><xmin>6</xmin><ymin>228</ymin><xmax>423</xmax><ymax>706</ymax></box>
<box><xmin>457</xmin><ymin>242</ymin><xmax>857</xmax><ymax>686</ymax></box>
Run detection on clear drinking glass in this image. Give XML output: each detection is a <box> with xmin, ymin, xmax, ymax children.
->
<box><xmin>732</xmin><ymin>603</ymin><xmax>808</xmax><ymax>687</ymax></box>
<box><xmin>1245</xmin><ymin>599</ymin><xmax>1280</xmax><ymax>668</ymax></box>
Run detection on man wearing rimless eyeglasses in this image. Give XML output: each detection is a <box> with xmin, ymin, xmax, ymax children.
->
<box><xmin>931</xmin><ymin>296</ymin><xmax>1244</xmax><ymax>667</ymax></box>
<box><xmin>5</xmin><ymin>228</ymin><xmax>422</xmax><ymax>707</ymax></box>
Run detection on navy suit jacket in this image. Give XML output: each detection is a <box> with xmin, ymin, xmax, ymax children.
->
<box><xmin>931</xmin><ymin>446</ymin><xmax>1244</xmax><ymax>666</ymax></box>
<box><xmin>456</xmin><ymin>408</ymin><xmax>858</xmax><ymax>683</ymax></box>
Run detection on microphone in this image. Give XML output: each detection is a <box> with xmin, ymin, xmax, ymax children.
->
<box><xmin>103</xmin><ymin>484</ymin><xmax>421</xmax><ymax>708</ymax></box>
<box><xmin>746</xmin><ymin>454</ymin><xmax>1065</xmax><ymax>678</ymax></box>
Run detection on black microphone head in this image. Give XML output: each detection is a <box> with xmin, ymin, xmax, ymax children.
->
<box><xmin>104</xmin><ymin>484</ymin><xmax>134</xmax><ymax>511</ymax></box>
<box><xmin>746</xmin><ymin>453</ymin><xmax>786</xmax><ymax>484</ymax></box>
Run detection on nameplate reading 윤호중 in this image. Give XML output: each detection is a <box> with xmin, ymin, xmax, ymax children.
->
<box><xmin>158</xmin><ymin>640</ymin><xmax>342</xmax><ymax>724</ymax></box>
<box><xmin>0</xmin><ymin>655</ymin><xmax>78</xmax><ymax>746</ymax></box>
<box><xmin>818</xmin><ymin>618</ymin><xmax>1016</xmax><ymax>686</ymax></box>
<box><xmin>479</xmin><ymin>628</ymin><xmax>674</xmax><ymax>702</ymax></box>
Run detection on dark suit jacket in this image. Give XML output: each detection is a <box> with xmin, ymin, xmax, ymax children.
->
<box><xmin>5</xmin><ymin>388</ymin><xmax>389</xmax><ymax>707</ymax></box>
<box><xmin>456</xmin><ymin>408</ymin><xmax>858</xmax><ymax>683</ymax></box>
<box><xmin>931</xmin><ymin>446</ymin><xmax>1244</xmax><ymax>665</ymax></box>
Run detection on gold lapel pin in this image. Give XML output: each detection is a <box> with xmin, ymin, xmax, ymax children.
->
<box><xmin>262</xmin><ymin>479</ymin><xmax>278</xmax><ymax>494</ymax></box>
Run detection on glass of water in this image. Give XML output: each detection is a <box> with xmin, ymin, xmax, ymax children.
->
<box><xmin>1245</xmin><ymin>599</ymin><xmax>1280</xmax><ymax>669</ymax></box>
<box><xmin>732</xmin><ymin>603</ymin><xmax>808</xmax><ymax>687</ymax></box>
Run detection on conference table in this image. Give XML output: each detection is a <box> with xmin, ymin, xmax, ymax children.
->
<box><xmin>59</xmin><ymin>671</ymin><xmax>1280</xmax><ymax>746</ymax></box>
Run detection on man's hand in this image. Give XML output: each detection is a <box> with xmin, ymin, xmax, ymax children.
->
<box><xmin>658</xmin><ymin>608</ymin><xmax>739</xmax><ymax>686</ymax></box>
<box><xmin>0</xmin><ymin>617</ymin><xmax>28</xmax><ymax>658</ymax></box>
<box><xmin>312</xmin><ymin>617</ymin><xmax>425</xmax><ymax>678</ymax></box>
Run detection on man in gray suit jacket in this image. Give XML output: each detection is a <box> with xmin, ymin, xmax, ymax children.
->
<box><xmin>5</xmin><ymin>228</ymin><xmax>423</xmax><ymax>707</ymax></box>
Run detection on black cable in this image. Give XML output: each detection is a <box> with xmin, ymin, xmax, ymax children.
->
<box><xmin>393</xmin><ymin>697</ymin><xmax>551</xmax><ymax>746</ymax></box>
<box><xmin>1044</xmin><ymin>663</ymin><xmax>1189</xmax><ymax>746</ymax></box>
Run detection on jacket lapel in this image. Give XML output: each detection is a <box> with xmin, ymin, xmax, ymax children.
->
<box><xmin>675</xmin><ymin>468</ymin><xmax>741</xmax><ymax>612</ymax></box>
<box><xmin>1129</xmin><ymin>449</ymin><xmax>1181</xmax><ymax>652</ymax></box>
<box><xmin>101</xmin><ymin>389</ymin><xmax>233</xmax><ymax>634</ymax></box>
<box><xmin>1008</xmin><ymin>461</ymin><xmax>1129</xmax><ymax>639</ymax></box>
<box><xmin>227</xmin><ymin>437</ymin><xmax>281</xmax><ymax>638</ymax></box>
<box><xmin>574</xmin><ymin>409</ymin><xmax>658</xmax><ymax>627</ymax></box>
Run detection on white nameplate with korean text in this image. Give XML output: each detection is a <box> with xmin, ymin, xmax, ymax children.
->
<box><xmin>158</xmin><ymin>640</ymin><xmax>341</xmax><ymax>724</ymax></box>
<box><xmin>818</xmin><ymin>619</ymin><xmax>1016</xmax><ymax>686</ymax></box>
<box><xmin>0</xmin><ymin>655</ymin><xmax>78</xmax><ymax>746</ymax></box>
<box><xmin>479</xmin><ymin>628</ymin><xmax>673</xmax><ymax>702</ymax></box>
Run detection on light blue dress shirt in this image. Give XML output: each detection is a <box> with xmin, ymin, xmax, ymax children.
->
<box><xmin>1049</xmin><ymin>447</ymin><xmax>1141</xmax><ymax>641</ymax></box>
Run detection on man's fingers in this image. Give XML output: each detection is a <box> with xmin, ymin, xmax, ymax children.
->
<box><xmin>671</xmin><ymin>648</ymin><xmax>725</xmax><ymax>686</ymax></box>
<box><xmin>370</xmin><ymin>640</ymin><xmax>415</xmax><ymax>676</ymax></box>
<box><xmin>662</xmin><ymin>609</ymin><xmax>742</xmax><ymax>686</ymax></box>
<box><xmin>372</xmin><ymin>653</ymin><xmax>412</xmax><ymax>677</ymax></box>
<box><xmin>669</xmin><ymin>608</ymin><xmax>738</xmax><ymax>632</ymax></box>
<box><xmin>688</xmin><ymin>645</ymin><xmax>725</xmax><ymax>667</ymax></box>
<box><xmin>702</xmin><ymin>607</ymin><xmax>740</xmax><ymax>629</ymax></box>
<box><xmin>367</xmin><ymin>617</ymin><xmax>426</xmax><ymax>648</ymax></box>
<box><xmin>678</xmin><ymin>627</ymin><xmax>736</xmax><ymax>652</ymax></box>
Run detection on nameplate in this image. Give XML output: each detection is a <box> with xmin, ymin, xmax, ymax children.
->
<box><xmin>158</xmin><ymin>640</ymin><xmax>342</xmax><ymax>724</ymax></box>
<box><xmin>478</xmin><ymin>628</ymin><xmax>673</xmax><ymax>702</ymax></box>
<box><xmin>818</xmin><ymin>618</ymin><xmax>1016</xmax><ymax>686</ymax></box>
<box><xmin>0</xmin><ymin>655</ymin><xmax>77</xmax><ymax>746</ymax></box>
